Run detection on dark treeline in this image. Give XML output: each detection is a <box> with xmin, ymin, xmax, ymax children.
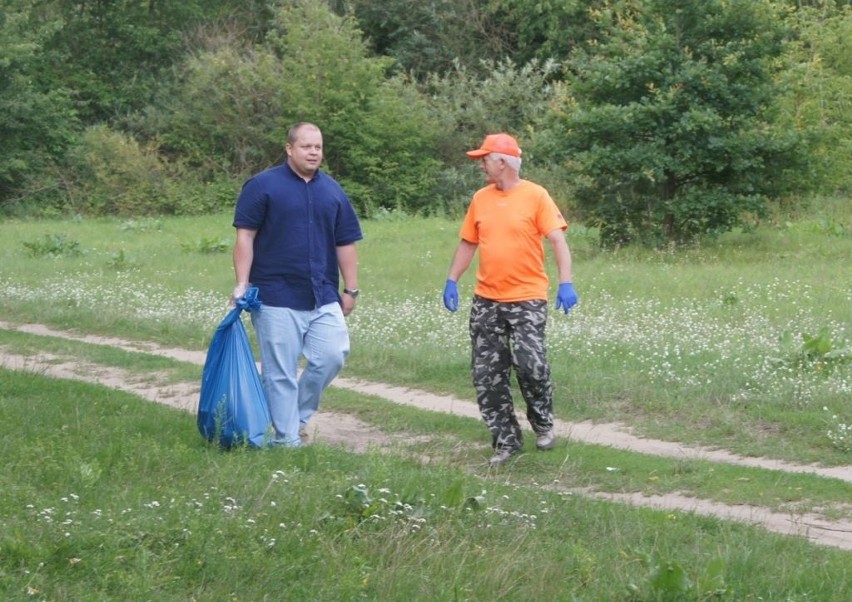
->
<box><xmin>2</xmin><ymin>0</ymin><xmax>849</xmax><ymax>246</ymax></box>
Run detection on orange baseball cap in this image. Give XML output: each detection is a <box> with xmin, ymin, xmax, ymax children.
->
<box><xmin>466</xmin><ymin>133</ymin><xmax>522</xmax><ymax>158</ymax></box>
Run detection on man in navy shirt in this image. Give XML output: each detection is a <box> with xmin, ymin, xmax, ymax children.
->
<box><xmin>232</xmin><ymin>122</ymin><xmax>363</xmax><ymax>447</ymax></box>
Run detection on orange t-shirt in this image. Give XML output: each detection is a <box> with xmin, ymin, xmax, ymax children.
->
<box><xmin>460</xmin><ymin>180</ymin><xmax>568</xmax><ymax>302</ymax></box>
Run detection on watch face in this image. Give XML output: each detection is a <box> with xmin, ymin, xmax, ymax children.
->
<box><xmin>345</xmin><ymin>288</ymin><xmax>359</xmax><ymax>298</ymax></box>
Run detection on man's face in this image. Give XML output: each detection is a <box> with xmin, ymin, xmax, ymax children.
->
<box><xmin>286</xmin><ymin>126</ymin><xmax>323</xmax><ymax>178</ymax></box>
<box><xmin>479</xmin><ymin>154</ymin><xmax>504</xmax><ymax>183</ymax></box>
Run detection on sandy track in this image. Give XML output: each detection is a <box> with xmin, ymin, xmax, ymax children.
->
<box><xmin>2</xmin><ymin>320</ymin><xmax>851</xmax><ymax>551</ymax></box>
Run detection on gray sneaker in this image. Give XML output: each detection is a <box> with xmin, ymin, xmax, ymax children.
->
<box><xmin>536</xmin><ymin>430</ymin><xmax>556</xmax><ymax>451</ymax></box>
<box><xmin>489</xmin><ymin>447</ymin><xmax>518</xmax><ymax>467</ymax></box>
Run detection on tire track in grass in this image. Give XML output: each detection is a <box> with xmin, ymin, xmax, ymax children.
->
<box><xmin>2</xmin><ymin>320</ymin><xmax>851</xmax><ymax>550</ymax></box>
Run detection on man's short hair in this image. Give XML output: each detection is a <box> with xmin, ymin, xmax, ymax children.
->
<box><xmin>492</xmin><ymin>152</ymin><xmax>522</xmax><ymax>171</ymax></box>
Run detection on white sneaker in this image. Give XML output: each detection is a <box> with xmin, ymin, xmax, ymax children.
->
<box><xmin>536</xmin><ymin>430</ymin><xmax>556</xmax><ymax>451</ymax></box>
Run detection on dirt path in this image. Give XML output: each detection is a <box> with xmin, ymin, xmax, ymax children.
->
<box><xmin>2</xmin><ymin>320</ymin><xmax>851</xmax><ymax>551</ymax></box>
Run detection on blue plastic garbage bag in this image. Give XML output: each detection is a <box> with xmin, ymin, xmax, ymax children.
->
<box><xmin>197</xmin><ymin>287</ymin><xmax>271</xmax><ymax>448</ymax></box>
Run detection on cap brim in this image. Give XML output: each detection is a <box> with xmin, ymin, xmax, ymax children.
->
<box><xmin>466</xmin><ymin>149</ymin><xmax>490</xmax><ymax>158</ymax></box>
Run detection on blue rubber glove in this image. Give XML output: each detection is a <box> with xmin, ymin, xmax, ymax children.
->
<box><xmin>442</xmin><ymin>279</ymin><xmax>459</xmax><ymax>312</ymax></box>
<box><xmin>555</xmin><ymin>282</ymin><xmax>578</xmax><ymax>314</ymax></box>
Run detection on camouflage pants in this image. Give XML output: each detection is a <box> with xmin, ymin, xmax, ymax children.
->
<box><xmin>469</xmin><ymin>296</ymin><xmax>554</xmax><ymax>452</ymax></box>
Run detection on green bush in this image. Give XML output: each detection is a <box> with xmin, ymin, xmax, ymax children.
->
<box><xmin>166</xmin><ymin>172</ymin><xmax>241</xmax><ymax>216</ymax></box>
<box><xmin>60</xmin><ymin>125</ymin><xmax>171</xmax><ymax>216</ymax></box>
<box><xmin>22</xmin><ymin>234</ymin><xmax>82</xmax><ymax>258</ymax></box>
<box><xmin>40</xmin><ymin>126</ymin><xmax>239</xmax><ymax>217</ymax></box>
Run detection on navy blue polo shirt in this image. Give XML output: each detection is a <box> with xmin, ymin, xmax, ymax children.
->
<box><xmin>233</xmin><ymin>163</ymin><xmax>363</xmax><ymax>310</ymax></box>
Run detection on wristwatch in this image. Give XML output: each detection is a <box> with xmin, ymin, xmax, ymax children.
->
<box><xmin>343</xmin><ymin>288</ymin><xmax>360</xmax><ymax>299</ymax></box>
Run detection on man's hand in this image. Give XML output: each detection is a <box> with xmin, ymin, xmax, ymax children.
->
<box><xmin>555</xmin><ymin>282</ymin><xmax>578</xmax><ymax>314</ymax></box>
<box><xmin>230</xmin><ymin>282</ymin><xmax>248</xmax><ymax>306</ymax></box>
<box><xmin>442</xmin><ymin>279</ymin><xmax>459</xmax><ymax>312</ymax></box>
<box><xmin>340</xmin><ymin>294</ymin><xmax>356</xmax><ymax>317</ymax></box>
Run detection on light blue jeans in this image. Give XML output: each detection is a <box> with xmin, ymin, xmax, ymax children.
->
<box><xmin>251</xmin><ymin>302</ymin><xmax>350</xmax><ymax>446</ymax></box>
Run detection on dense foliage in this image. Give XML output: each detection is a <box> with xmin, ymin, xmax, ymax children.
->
<box><xmin>555</xmin><ymin>0</ymin><xmax>804</xmax><ymax>246</ymax></box>
<box><xmin>0</xmin><ymin>5</ymin><xmax>77</xmax><ymax>204</ymax></box>
<box><xmin>1</xmin><ymin>0</ymin><xmax>849</xmax><ymax>244</ymax></box>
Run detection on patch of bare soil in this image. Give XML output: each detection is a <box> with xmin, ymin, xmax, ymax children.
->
<box><xmin>2</xmin><ymin>320</ymin><xmax>851</xmax><ymax>551</ymax></box>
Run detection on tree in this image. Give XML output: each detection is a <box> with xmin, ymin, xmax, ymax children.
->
<box><xmin>554</xmin><ymin>0</ymin><xmax>808</xmax><ymax>246</ymax></box>
<box><xmin>148</xmin><ymin>0</ymin><xmax>443</xmax><ymax>215</ymax></box>
<box><xmin>776</xmin><ymin>3</ymin><xmax>852</xmax><ymax>194</ymax></box>
<box><xmin>486</xmin><ymin>0</ymin><xmax>603</xmax><ymax>65</ymax></box>
<box><xmin>268</xmin><ymin>0</ymin><xmax>444</xmax><ymax>215</ymax></box>
<box><xmin>421</xmin><ymin>58</ymin><xmax>560</xmax><ymax>163</ymax></box>
<box><xmin>416</xmin><ymin>58</ymin><xmax>562</xmax><ymax>213</ymax></box>
<box><xmin>30</xmin><ymin>0</ymin><xmax>270</xmax><ymax>125</ymax></box>
<box><xmin>337</xmin><ymin>0</ymin><xmax>512</xmax><ymax>79</ymax></box>
<box><xmin>0</xmin><ymin>3</ymin><xmax>77</xmax><ymax>208</ymax></box>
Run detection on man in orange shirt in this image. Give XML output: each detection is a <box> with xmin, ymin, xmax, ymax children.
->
<box><xmin>442</xmin><ymin>133</ymin><xmax>578</xmax><ymax>467</ymax></box>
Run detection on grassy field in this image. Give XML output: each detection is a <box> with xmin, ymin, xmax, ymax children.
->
<box><xmin>2</xmin><ymin>370</ymin><xmax>851</xmax><ymax>601</ymax></box>
<box><xmin>1</xmin><ymin>208</ymin><xmax>849</xmax><ymax>463</ymax></box>
<box><xmin>1</xmin><ymin>199</ymin><xmax>851</xmax><ymax>599</ymax></box>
